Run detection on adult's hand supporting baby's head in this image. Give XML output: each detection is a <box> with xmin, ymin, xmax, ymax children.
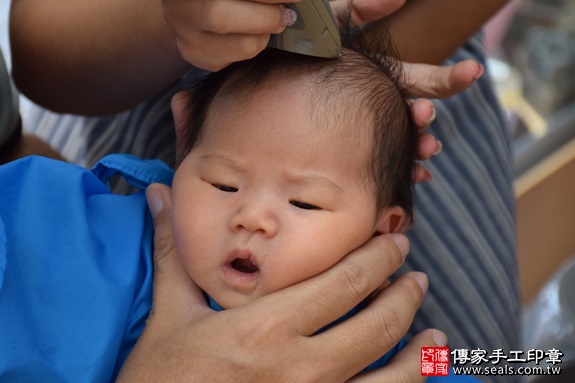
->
<box><xmin>116</xmin><ymin>183</ymin><xmax>441</xmax><ymax>382</ymax></box>
<box><xmin>406</xmin><ymin>59</ymin><xmax>485</xmax><ymax>182</ymax></box>
<box><xmin>406</xmin><ymin>59</ymin><xmax>484</xmax><ymax>100</ymax></box>
<box><xmin>335</xmin><ymin>0</ymin><xmax>486</xmax><ymax>183</ymax></box>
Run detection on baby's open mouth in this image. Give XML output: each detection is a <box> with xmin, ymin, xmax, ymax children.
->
<box><xmin>231</xmin><ymin>258</ymin><xmax>259</xmax><ymax>273</ymax></box>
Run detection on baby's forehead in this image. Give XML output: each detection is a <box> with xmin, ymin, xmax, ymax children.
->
<box><xmin>216</xmin><ymin>48</ymin><xmax>384</xmax><ymax>101</ymax></box>
<box><xmin>212</xmin><ymin>72</ymin><xmax>375</xmax><ymax>147</ymax></box>
<box><xmin>201</xmin><ymin>47</ymin><xmax>398</xmax><ymax>157</ymax></box>
<box><xmin>201</xmin><ymin>85</ymin><xmax>375</xmax><ymax>198</ymax></box>
<box><xmin>200</xmin><ymin>77</ymin><xmax>378</xmax><ymax>192</ymax></box>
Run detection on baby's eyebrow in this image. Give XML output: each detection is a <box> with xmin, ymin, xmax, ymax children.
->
<box><xmin>199</xmin><ymin>154</ymin><xmax>243</xmax><ymax>169</ymax></box>
<box><xmin>286</xmin><ymin>173</ymin><xmax>344</xmax><ymax>192</ymax></box>
<box><xmin>199</xmin><ymin>154</ymin><xmax>343</xmax><ymax>192</ymax></box>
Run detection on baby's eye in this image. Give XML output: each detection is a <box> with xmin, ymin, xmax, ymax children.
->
<box><xmin>213</xmin><ymin>184</ymin><xmax>238</xmax><ymax>192</ymax></box>
<box><xmin>290</xmin><ymin>200</ymin><xmax>321</xmax><ymax>210</ymax></box>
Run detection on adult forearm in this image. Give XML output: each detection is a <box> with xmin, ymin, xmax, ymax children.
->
<box><xmin>375</xmin><ymin>0</ymin><xmax>509</xmax><ymax>65</ymax></box>
<box><xmin>10</xmin><ymin>0</ymin><xmax>189</xmax><ymax>115</ymax></box>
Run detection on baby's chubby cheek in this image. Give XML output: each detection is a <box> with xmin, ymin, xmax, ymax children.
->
<box><xmin>267</xmin><ymin>244</ymin><xmax>344</xmax><ymax>291</ymax></box>
<box><xmin>169</xmin><ymin>189</ymin><xmax>204</xmax><ymax>274</ymax></box>
<box><xmin>169</xmin><ymin>217</ymin><xmax>214</xmax><ymax>292</ymax></box>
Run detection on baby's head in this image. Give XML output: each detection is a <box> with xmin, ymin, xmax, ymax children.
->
<box><xmin>170</xmin><ymin>27</ymin><xmax>418</xmax><ymax>308</ymax></box>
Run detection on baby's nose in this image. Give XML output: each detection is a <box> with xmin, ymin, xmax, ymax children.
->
<box><xmin>229</xmin><ymin>200</ymin><xmax>278</xmax><ymax>237</ymax></box>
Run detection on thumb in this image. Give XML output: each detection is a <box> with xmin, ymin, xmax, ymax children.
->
<box><xmin>145</xmin><ymin>183</ymin><xmax>207</xmax><ymax>325</ymax></box>
<box><xmin>384</xmin><ymin>328</ymin><xmax>448</xmax><ymax>377</ymax></box>
<box><xmin>405</xmin><ymin>59</ymin><xmax>483</xmax><ymax>99</ymax></box>
<box><xmin>348</xmin><ymin>329</ymin><xmax>448</xmax><ymax>383</ymax></box>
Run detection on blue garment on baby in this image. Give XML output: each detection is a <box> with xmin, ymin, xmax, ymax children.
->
<box><xmin>0</xmin><ymin>155</ymin><xmax>172</xmax><ymax>382</ymax></box>
<box><xmin>0</xmin><ymin>154</ymin><xmax>478</xmax><ymax>382</ymax></box>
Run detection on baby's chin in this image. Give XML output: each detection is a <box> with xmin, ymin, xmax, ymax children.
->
<box><xmin>207</xmin><ymin>291</ymin><xmax>264</xmax><ymax>310</ymax></box>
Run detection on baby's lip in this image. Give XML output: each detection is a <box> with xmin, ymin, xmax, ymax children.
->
<box><xmin>226</xmin><ymin>248</ymin><xmax>260</xmax><ymax>274</ymax></box>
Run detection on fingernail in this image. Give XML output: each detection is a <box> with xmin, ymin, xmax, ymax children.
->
<box><xmin>474</xmin><ymin>63</ymin><xmax>484</xmax><ymax>80</ymax></box>
<box><xmin>413</xmin><ymin>272</ymin><xmax>428</xmax><ymax>293</ymax></box>
<box><xmin>282</xmin><ymin>7</ymin><xmax>297</xmax><ymax>27</ymax></box>
<box><xmin>422</xmin><ymin>169</ymin><xmax>433</xmax><ymax>183</ymax></box>
<box><xmin>432</xmin><ymin>140</ymin><xmax>443</xmax><ymax>156</ymax></box>
<box><xmin>392</xmin><ymin>234</ymin><xmax>410</xmax><ymax>260</ymax></box>
<box><xmin>146</xmin><ymin>187</ymin><xmax>164</xmax><ymax>217</ymax></box>
<box><xmin>433</xmin><ymin>329</ymin><xmax>448</xmax><ymax>346</ymax></box>
<box><xmin>423</xmin><ymin>105</ymin><xmax>436</xmax><ymax>126</ymax></box>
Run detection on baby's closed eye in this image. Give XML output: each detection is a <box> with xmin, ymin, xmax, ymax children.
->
<box><xmin>289</xmin><ymin>200</ymin><xmax>321</xmax><ymax>210</ymax></box>
<box><xmin>213</xmin><ymin>184</ymin><xmax>238</xmax><ymax>192</ymax></box>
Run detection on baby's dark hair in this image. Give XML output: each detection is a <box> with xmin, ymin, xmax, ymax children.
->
<box><xmin>180</xmin><ymin>20</ymin><xmax>418</xmax><ymax>227</ymax></box>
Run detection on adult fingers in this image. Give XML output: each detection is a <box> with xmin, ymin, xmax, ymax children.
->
<box><xmin>405</xmin><ymin>59</ymin><xmax>484</xmax><ymax>99</ymax></box>
<box><xmin>409</xmin><ymin>99</ymin><xmax>440</xmax><ymax>183</ymax></box>
<box><xmin>187</xmin><ymin>0</ymin><xmax>299</xmax><ymax>35</ymax></box>
<box><xmin>163</xmin><ymin>0</ymin><xmax>300</xmax><ymax>71</ymax></box>
<box><xmin>349</xmin><ymin>0</ymin><xmax>406</xmax><ymax>25</ymax></box>
<box><xmin>330</xmin><ymin>0</ymin><xmax>406</xmax><ymax>26</ymax></box>
<box><xmin>414</xmin><ymin>164</ymin><xmax>432</xmax><ymax>183</ymax></box>
<box><xmin>145</xmin><ymin>183</ymin><xmax>207</xmax><ymax>325</ymax></box>
<box><xmin>176</xmin><ymin>31</ymin><xmax>271</xmax><ymax>72</ymax></box>
<box><xmin>410</xmin><ymin>99</ymin><xmax>441</xmax><ymax>161</ymax></box>
<box><xmin>348</xmin><ymin>328</ymin><xmax>448</xmax><ymax>383</ymax></box>
<box><xmin>270</xmin><ymin>234</ymin><xmax>410</xmax><ymax>336</ymax></box>
<box><xmin>418</xmin><ymin>132</ymin><xmax>442</xmax><ymax>161</ymax></box>
<box><xmin>410</xmin><ymin>98</ymin><xmax>436</xmax><ymax>129</ymax></box>
<box><xmin>313</xmin><ymin>271</ymin><xmax>428</xmax><ymax>379</ymax></box>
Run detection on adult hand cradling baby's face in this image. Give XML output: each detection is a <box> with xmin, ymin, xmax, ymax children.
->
<box><xmin>115</xmin><ymin>183</ymin><xmax>440</xmax><ymax>383</ymax></box>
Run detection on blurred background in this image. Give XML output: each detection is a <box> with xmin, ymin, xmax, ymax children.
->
<box><xmin>485</xmin><ymin>2</ymin><xmax>575</xmax><ymax>381</ymax></box>
<box><xmin>485</xmin><ymin>2</ymin><xmax>575</xmax><ymax>309</ymax></box>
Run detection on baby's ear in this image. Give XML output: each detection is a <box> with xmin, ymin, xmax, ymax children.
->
<box><xmin>171</xmin><ymin>91</ymin><xmax>194</xmax><ymax>162</ymax></box>
<box><xmin>375</xmin><ymin>206</ymin><xmax>406</xmax><ymax>234</ymax></box>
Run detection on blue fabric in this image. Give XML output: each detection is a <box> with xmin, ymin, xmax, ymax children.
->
<box><xmin>0</xmin><ymin>154</ymin><xmax>478</xmax><ymax>382</ymax></box>
<box><xmin>428</xmin><ymin>373</ymin><xmax>479</xmax><ymax>382</ymax></box>
<box><xmin>0</xmin><ymin>155</ymin><xmax>172</xmax><ymax>382</ymax></box>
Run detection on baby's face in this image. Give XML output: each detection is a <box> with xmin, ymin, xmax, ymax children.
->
<box><xmin>171</xmin><ymin>78</ymin><xmax>381</xmax><ymax>309</ymax></box>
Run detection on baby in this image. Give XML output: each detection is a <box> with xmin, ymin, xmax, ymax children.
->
<box><xmin>170</xmin><ymin>32</ymin><xmax>417</xmax><ymax>311</ymax></box>
<box><xmin>0</xmin><ymin>26</ymin><xmax>475</xmax><ymax>382</ymax></box>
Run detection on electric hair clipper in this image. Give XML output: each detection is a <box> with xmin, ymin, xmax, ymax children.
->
<box><xmin>268</xmin><ymin>0</ymin><xmax>341</xmax><ymax>58</ymax></box>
